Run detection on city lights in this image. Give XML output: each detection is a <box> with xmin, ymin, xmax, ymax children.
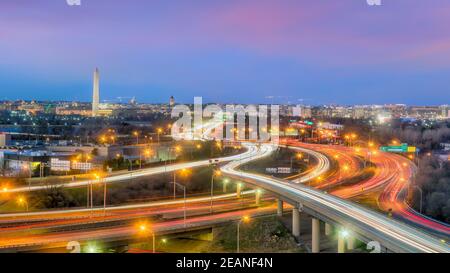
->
<box><xmin>1</xmin><ymin>1</ymin><xmax>449</xmax><ymax>259</ymax></box>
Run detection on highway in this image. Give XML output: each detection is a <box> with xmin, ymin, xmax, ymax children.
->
<box><xmin>0</xmin><ymin>204</ymin><xmax>279</xmax><ymax>251</ymax></box>
<box><xmin>7</xmin><ymin>144</ymin><xmax>254</xmax><ymax>194</ymax></box>
<box><xmin>281</xmin><ymin>144</ymin><xmax>330</xmax><ymax>184</ymax></box>
<box><xmin>221</xmin><ymin>143</ymin><xmax>450</xmax><ymax>253</ymax></box>
<box><xmin>283</xmin><ymin>141</ymin><xmax>361</xmax><ymax>188</ymax></box>
<box><xmin>0</xmin><ymin>190</ymin><xmax>258</xmax><ymax>221</ymax></box>
<box><xmin>2</xmin><ymin>119</ymin><xmax>449</xmax><ymax>252</ymax></box>
<box><xmin>377</xmin><ymin>152</ymin><xmax>450</xmax><ymax>236</ymax></box>
<box><xmin>285</xmin><ymin>141</ymin><xmax>450</xmax><ymax>237</ymax></box>
<box><xmin>0</xmin><ymin>194</ymin><xmax>271</xmax><ymax>235</ymax></box>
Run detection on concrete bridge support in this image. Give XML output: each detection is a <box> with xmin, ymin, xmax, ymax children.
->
<box><xmin>277</xmin><ymin>199</ymin><xmax>283</xmax><ymax>216</ymax></box>
<box><xmin>312</xmin><ymin>218</ymin><xmax>320</xmax><ymax>253</ymax></box>
<box><xmin>255</xmin><ymin>190</ymin><xmax>262</xmax><ymax>206</ymax></box>
<box><xmin>236</xmin><ymin>183</ymin><xmax>242</xmax><ymax>198</ymax></box>
<box><xmin>325</xmin><ymin>223</ymin><xmax>332</xmax><ymax>236</ymax></box>
<box><xmin>347</xmin><ymin>236</ymin><xmax>355</xmax><ymax>250</ymax></box>
<box><xmin>338</xmin><ymin>234</ymin><xmax>346</xmax><ymax>253</ymax></box>
<box><xmin>292</xmin><ymin>208</ymin><xmax>300</xmax><ymax>237</ymax></box>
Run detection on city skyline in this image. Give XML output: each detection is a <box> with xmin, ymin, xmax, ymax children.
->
<box><xmin>1</xmin><ymin>1</ymin><xmax>450</xmax><ymax>105</ymax></box>
<box><xmin>1</xmin><ymin>0</ymin><xmax>450</xmax><ymax>259</ymax></box>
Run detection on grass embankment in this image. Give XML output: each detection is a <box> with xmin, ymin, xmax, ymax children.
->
<box><xmin>131</xmin><ymin>216</ymin><xmax>302</xmax><ymax>253</ymax></box>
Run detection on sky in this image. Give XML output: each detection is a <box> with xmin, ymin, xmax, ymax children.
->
<box><xmin>1</xmin><ymin>0</ymin><xmax>450</xmax><ymax>105</ymax></box>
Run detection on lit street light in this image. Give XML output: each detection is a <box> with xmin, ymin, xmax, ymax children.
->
<box><xmin>223</xmin><ymin>178</ymin><xmax>229</xmax><ymax>193</ymax></box>
<box><xmin>133</xmin><ymin>131</ymin><xmax>139</xmax><ymax>145</ymax></box>
<box><xmin>157</xmin><ymin>128</ymin><xmax>163</xmax><ymax>144</ymax></box>
<box><xmin>171</xmin><ymin>181</ymin><xmax>187</xmax><ymax>228</ymax></box>
<box><xmin>17</xmin><ymin>196</ymin><xmax>29</xmax><ymax>212</ymax></box>
<box><xmin>413</xmin><ymin>185</ymin><xmax>423</xmax><ymax>214</ymax></box>
<box><xmin>93</xmin><ymin>173</ymin><xmax>107</xmax><ymax>216</ymax></box>
<box><xmin>172</xmin><ymin>168</ymin><xmax>190</xmax><ymax>200</ymax></box>
<box><xmin>138</xmin><ymin>223</ymin><xmax>156</xmax><ymax>253</ymax></box>
<box><xmin>237</xmin><ymin>215</ymin><xmax>250</xmax><ymax>253</ymax></box>
<box><xmin>290</xmin><ymin>153</ymin><xmax>303</xmax><ymax>170</ymax></box>
<box><xmin>210</xmin><ymin>169</ymin><xmax>221</xmax><ymax>213</ymax></box>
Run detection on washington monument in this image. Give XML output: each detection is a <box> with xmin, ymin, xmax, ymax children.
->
<box><xmin>92</xmin><ymin>68</ymin><xmax>100</xmax><ymax>117</ymax></box>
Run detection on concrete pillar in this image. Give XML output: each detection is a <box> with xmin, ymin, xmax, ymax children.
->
<box><xmin>255</xmin><ymin>190</ymin><xmax>262</xmax><ymax>206</ymax></box>
<box><xmin>236</xmin><ymin>183</ymin><xmax>242</xmax><ymax>198</ymax></box>
<box><xmin>325</xmin><ymin>223</ymin><xmax>332</xmax><ymax>236</ymax></box>
<box><xmin>311</xmin><ymin>218</ymin><xmax>320</xmax><ymax>253</ymax></box>
<box><xmin>338</xmin><ymin>234</ymin><xmax>346</xmax><ymax>253</ymax></box>
<box><xmin>277</xmin><ymin>199</ymin><xmax>283</xmax><ymax>216</ymax></box>
<box><xmin>347</xmin><ymin>236</ymin><xmax>355</xmax><ymax>250</ymax></box>
<box><xmin>292</xmin><ymin>208</ymin><xmax>300</xmax><ymax>237</ymax></box>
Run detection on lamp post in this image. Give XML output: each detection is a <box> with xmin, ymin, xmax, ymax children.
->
<box><xmin>157</xmin><ymin>128</ymin><xmax>163</xmax><ymax>144</ymax></box>
<box><xmin>133</xmin><ymin>131</ymin><xmax>139</xmax><ymax>145</ymax></box>
<box><xmin>172</xmin><ymin>170</ymin><xmax>177</xmax><ymax>199</ymax></box>
<box><xmin>237</xmin><ymin>215</ymin><xmax>250</xmax><ymax>253</ymax></box>
<box><xmin>90</xmin><ymin>179</ymin><xmax>93</xmax><ymax>214</ymax></box>
<box><xmin>139</xmin><ymin>224</ymin><xmax>156</xmax><ymax>253</ymax></box>
<box><xmin>290</xmin><ymin>153</ymin><xmax>303</xmax><ymax>170</ymax></box>
<box><xmin>140</xmin><ymin>149</ymin><xmax>151</xmax><ymax>169</ymax></box>
<box><xmin>210</xmin><ymin>170</ymin><xmax>221</xmax><ymax>213</ymax></box>
<box><xmin>87</xmin><ymin>175</ymin><xmax>90</xmax><ymax>209</ymax></box>
<box><xmin>171</xmin><ymin>181</ymin><xmax>187</xmax><ymax>228</ymax></box>
<box><xmin>165</xmin><ymin>146</ymin><xmax>182</xmax><ymax>173</ymax></box>
<box><xmin>94</xmin><ymin>174</ymin><xmax>107</xmax><ymax>216</ymax></box>
<box><xmin>23</xmin><ymin>164</ymin><xmax>32</xmax><ymax>190</ymax></box>
<box><xmin>223</xmin><ymin>178</ymin><xmax>229</xmax><ymax>193</ymax></box>
<box><xmin>414</xmin><ymin>185</ymin><xmax>423</xmax><ymax>214</ymax></box>
<box><xmin>18</xmin><ymin>197</ymin><xmax>28</xmax><ymax>212</ymax></box>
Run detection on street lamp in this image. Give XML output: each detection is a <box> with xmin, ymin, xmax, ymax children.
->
<box><xmin>157</xmin><ymin>128</ymin><xmax>163</xmax><ymax>144</ymax></box>
<box><xmin>210</xmin><ymin>170</ymin><xmax>221</xmax><ymax>213</ymax></box>
<box><xmin>223</xmin><ymin>178</ymin><xmax>230</xmax><ymax>193</ymax></box>
<box><xmin>138</xmin><ymin>223</ymin><xmax>156</xmax><ymax>253</ymax></box>
<box><xmin>290</xmin><ymin>153</ymin><xmax>303</xmax><ymax>169</ymax></box>
<box><xmin>413</xmin><ymin>185</ymin><xmax>423</xmax><ymax>214</ymax></box>
<box><xmin>237</xmin><ymin>215</ymin><xmax>250</xmax><ymax>253</ymax></box>
<box><xmin>139</xmin><ymin>148</ymin><xmax>152</xmax><ymax>169</ymax></box>
<box><xmin>164</xmin><ymin>146</ymin><xmax>182</xmax><ymax>173</ymax></box>
<box><xmin>339</xmin><ymin>164</ymin><xmax>350</xmax><ymax>183</ymax></box>
<box><xmin>173</xmin><ymin>168</ymin><xmax>189</xmax><ymax>199</ymax></box>
<box><xmin>22</xmin><ymin>164</ymin><xmax>32</xmax><ymax>189</ymax></box>
<box><xmin>85</xmin><ymin>243</ymin><xmax>99</xmax><ymax>253</ymax></box>
<box><xmin>133</xmin><ymin>131</ymin><xmax>139</xmax><ymax>145</ymax></box>
<box><xmin>94</xmin><ymin>173</ymin><xmax>108</xmax><ymax>216</ymax></box>
<box><xmin>340</xmin><ymin>229</ymin><xmax>349</xmax><ymax>238</ymax></box>
<box><xmin>171</xmin><ymin>181</ymin><xmax>187</xmax><ymax>228</ymax></box>
<box><xmin>17</xmin><ymin>196</ymin><xmax>28</xmax><ymax>212</ymax></box>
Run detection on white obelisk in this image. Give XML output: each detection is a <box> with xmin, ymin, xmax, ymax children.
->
<box><xmin>92</xmin><ymin>68</ymin><xmax>100</xmax><ymax>117</ymax></box>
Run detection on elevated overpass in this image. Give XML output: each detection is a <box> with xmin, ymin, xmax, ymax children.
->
<box><xmin>221</xmin><ymin>143</ymin><xmax>450</xmax><ymax>253</ymax></box>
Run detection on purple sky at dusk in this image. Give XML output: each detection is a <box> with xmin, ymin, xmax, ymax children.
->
<box><xmin>1</xmin><ymin>0</ymin><xmax>450</xmax><ymax>105</ymax></box>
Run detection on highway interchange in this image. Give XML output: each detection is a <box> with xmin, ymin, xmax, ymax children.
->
<box><xmin>0</xmin><ymin>122</ymin><xmax>449</xmax><ymax>253</ymax></box>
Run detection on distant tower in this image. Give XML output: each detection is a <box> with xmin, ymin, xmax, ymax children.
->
<box><xmin>169</xmin><ymin>96</ymin><xmax>175</xmax><ymax>107</ymax></box>
<box><xmin>92</xmin><ymin>68</ymin><xmax>100</xmax><ymax>117</ymax></box>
